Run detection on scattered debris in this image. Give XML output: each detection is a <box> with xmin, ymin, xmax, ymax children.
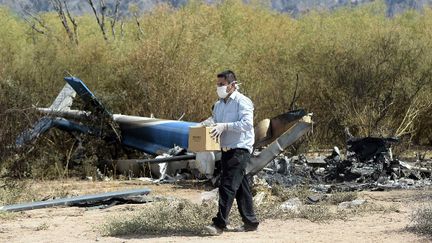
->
<box><xmin>306</xmin><ymin>194</ymin><xmax>325</xmax><ymax>204</ymax></box>
<box><xmin>253</xmin><ymin>191</ymin><xmax>266</xmax><ymax>206</ymax></box>
<box><xmin>280</xmin><ymin>198</ymin><xmax>302</xmax><ymax>213</ymax></box>
<box><xmin>338</xmin><ymin>199</ymin><xmax>367</xmax><ymax>210</ymax></box>
<box><xmin>327</xmin><ymin>191</ymin><xmax>358</xmax><ymax>204</ymax></box>
<box><xmin>256</xmin><ymin>136</ymin><xmax>432</xmax><ymax>192</ymax></box>
<box><xmin>200</xmin><ymin>188</ymin><xmax>219</xmax><ymax>204</ymax></box>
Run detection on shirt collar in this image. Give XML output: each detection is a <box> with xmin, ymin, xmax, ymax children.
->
<box><xmin>229</xmin><ymin>90</ymin><xmax>239</xmax><ymax>100</ymax></box>
<box><xmin>220</xmin><ymin>90</ymin><xmax>239</xmax><ymax>103</ymax></box>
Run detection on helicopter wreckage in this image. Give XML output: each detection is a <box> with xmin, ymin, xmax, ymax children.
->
<box><xmin>16</xmin><ymin>77</ymin><xmax>313</xmax><ymax>182</ymax></box>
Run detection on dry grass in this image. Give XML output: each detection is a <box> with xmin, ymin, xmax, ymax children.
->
<box><xmin>298</xmin><ymin>205</ymin><xmax>344</xmax><ymax>222</ymax></box>
<box><xmin>0</xmin><ymin>180</ymin><xmax>33</xmax><ymax>205</ymax></box>
<box><xmin>35</xmin><ymin>222</ymin><xmax>49</xmax><ymax>231</ymax></box>
<box><xmin>326</xmin><ymin>192</ymin><xmax>358</xmax><ymax>205</ymax></box>
<box><xmin>408</xmin><ymin>204</ymin><xmax>432</xmax><ymax>236</ymax></box>
<box><xmin>0</xmin><ymin>179</ymin><xmax>75</xmax><ymax>207</ymax></box>
<box><xmin>0</xmin><ymin>211</ymin><xmax>17</xmax><ymax>220</ymax></box>
<box><xmin>100</xmin><ymin>198</ymin><xmax>347</xmax><ymax>237</ymax></box>
<box><xmin>338</xmin><ymin>201</ymin><xmax>401</xmax><ymax>220</ymax></box>
<box><xmin>101</xmin><ymin>199</ymin><xmax>216</xmax><ymax>236</ymax></box>
<box><xmin>270</xmin><ymin>184</ymin><xmax>313</xmax><ymax>203</ymax></box>
<box><xmin>101</xmin><ymin>185</ymin><xmax>402</xmax><ymax>236</ymax></box>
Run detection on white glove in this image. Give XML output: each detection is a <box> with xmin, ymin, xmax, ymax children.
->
<box><xmin>210</xmin><ymin>123</ymin><xmax>228</xmax><ymax>140</ymax></box>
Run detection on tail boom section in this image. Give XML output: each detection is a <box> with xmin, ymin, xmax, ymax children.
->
<box><xmin>64</xmin><ymin>77</ymin><xmax>112</xmax><ymax>118</ymax></box>
<box><xmin>113</xmin><ymin>114</ymin><xmax>198</xmax><ymax>155</ymax></box>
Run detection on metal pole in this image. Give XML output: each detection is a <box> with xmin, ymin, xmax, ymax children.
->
<box><xmin>115</xmin><ymin>154</ymin><xmax>196</xmax><ymax>165</ymax></box>
<box><xmin>0</xmin><ymin>188</ymin><xmax>151</xmax><ymax>212</ymax></box>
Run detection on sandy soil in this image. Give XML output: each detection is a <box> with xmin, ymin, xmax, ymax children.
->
<box><xmin>1</xmin><ymin>180</ymin><xmax>431</xmax><ymax>243</ymax></box>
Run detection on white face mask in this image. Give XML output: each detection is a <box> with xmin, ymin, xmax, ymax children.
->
<box><xmin>217</xmin><ymin>85</ymin><xmax>229</xmax><ymax>99</ymax></box>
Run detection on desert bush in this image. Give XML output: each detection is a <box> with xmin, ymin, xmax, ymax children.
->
<box><xmin>297</xmin><ymin>205</ymin><xmax>340</xmax><ymax>222</ymax></box>
<box><xmin>270</xmin><ymin>184</ymin><xmax>313</xmax><ymax>202</ymax></box>
<box><xmin>102</xmin><ymin>187</ymin><xmax>404</xmax><ymax>237</ymax></box>
<box><xmin>409</xmin><ymin>204</ymin><xmax>432</xmax><ymax>236</ymax></box>
<box><xmin>296</xmin><ymin>7</ymin><xmax>432</xmax><ymax>145</ymax></box>
<box><xmin>0</xmin><ymin>179</ymin><xmax>38</xmax><ymax>205</ymax></box>
<box><xmin>327</xmin><ymin>192</ymin><xmax>358</xmax><ymax>205</ymax></box>
<box><xmin>101</xmin><ymin>197</ymin><xmax>337</xmax><ymax>236</ymax></box>
<box><xmin>101</xmin><ymin>199</ymin><xmax>217</xmax><ymax>236</ymax></box>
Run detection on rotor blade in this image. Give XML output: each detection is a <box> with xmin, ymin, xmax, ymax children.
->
<box><xmin>15</xmin><ymin>117</ymin><xmax>95</xmax><ymax>148</ymax></box>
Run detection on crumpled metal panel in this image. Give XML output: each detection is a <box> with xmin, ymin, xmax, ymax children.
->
<box><xmin>247</xmin><ymin>115</ymin><xmax>312</xmax><ymax>175</ymax></box>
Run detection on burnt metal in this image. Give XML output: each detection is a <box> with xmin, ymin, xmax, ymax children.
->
<box><xmin>257</xmin><ymin>135</ymin><xmax>432</xmax><ymax>192</ymax></box>
<box><xmin>347</xmin><ymin>136</ymin><xmax>399</xmax><ymax>162</ymax></box>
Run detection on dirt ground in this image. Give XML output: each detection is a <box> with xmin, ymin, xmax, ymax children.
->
<box><xmin>1</xmin><ymin>180</ymin><xmax>431</xmax><ymax>243</ymax></box>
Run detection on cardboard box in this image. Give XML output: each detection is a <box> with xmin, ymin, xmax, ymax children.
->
<box><xmin>188</xmin><ymin>126</ymin><xmax>220</xmax><ymax>152</ymax></box>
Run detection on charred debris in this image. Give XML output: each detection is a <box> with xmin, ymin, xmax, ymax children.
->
<box><xmin>257</xmin><ymin>134</ymin><xmax>432</xmax><ymax>192</ymax></box>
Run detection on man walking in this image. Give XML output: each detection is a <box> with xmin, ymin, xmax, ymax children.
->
<box><xmin>204</xmin><ymin>70</ymin><xmax>259</xmax><ymax>235</ymax></box>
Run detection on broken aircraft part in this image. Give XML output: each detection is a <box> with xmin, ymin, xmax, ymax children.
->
<box><xmin>254</xmin><ymin>109</ymin><xmax>308</xmax><ymax>148</ymax></box>
<box><xmin>346</xmin><ymin>136</ymin><xmax>399</xmax><ymax>162</ymax></box>
<box><xmin>0</xmin><ymin>188</ymin><xmax>151</xmax><ymax>212</ymax></box>
<box><xmin>257</xmin><ymin>136</ymin><xmax>432</xmax><ymax>192</ymax></box>
<box><xmin>247</xmin><ymin>115</ymin><xmax>312</xmax><ymax>175</ymax></box>
<box><xmin>113</xmin><ymin>114</ymin><xmax>197</xmax><ymax>154</ymax></box>
<box><xmin>16</xmin><ymin>117</ymin><xmax>95</xmax><ymax>147</ymax></box>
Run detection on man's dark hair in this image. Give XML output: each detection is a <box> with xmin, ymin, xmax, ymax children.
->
<box><xmin>217</xmin><ymin>70</ymin><xmax>237</xmax><ymax>83</ymax></box>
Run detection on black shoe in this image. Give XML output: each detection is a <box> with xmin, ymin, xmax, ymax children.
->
<box><xmin>233</xmin><ymin>224</ymin><xmax>258</xmax><ymax>232</ymax></box>
<box><xmin>204</xmin><ymin>224</ymin><xmax>224</xmax><ymax>236</ymax></box>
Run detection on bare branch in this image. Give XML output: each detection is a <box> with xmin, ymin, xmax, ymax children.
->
<box><xmin>87</xmin><ymin>0</ymin><xmax>108</xmax><ymax>41</ymax></box>
<box><xmin>120</xmin><ymin>20</ymin><xmax>125</xmax><ymax>40</ymax></box>
<box><xmin>110</xmin><ymin>0</ymin><xmax>121</xmax><ymax>39</ymax></box>
<box><xmin>23</xmin><ymin>17</ymin><xmax>46</xmax><ymax>35</ymax></box>
<box><xmin>396</xmin><ymin>93</ymin><xmax>432</xmax><ymax>137</ymax></box>
<box><xmin>289</xmin><ymin>73</ymin><xmax>300</xmax><ymax>111</ymax></box>
<box><xmin>22</xmin><ymin>8</ymin><xmax>51</xmax><ymax>33</ymax></box>
<box><xmin>51</xmin><ymin>0</ymin><xmax>77</xmax><ymax>44</ymax></box>
<box><xmin>20</xmin><ymin>7</ymin><xmax>62</xmax><ymax>42</ymax></box>
<box><xmin>100</xmin><ymin>0</ymin><xmax>106</xmax><ymax>31</ymax></box>
<box><xmin>133</xmin><ymin>11</ymin><xmax>144</xmax><ymax>40</ymax></box>
<box><xmin>63</xmin><ymin>0</ymin><xmax>79</xmax><ymax>45</ymax></box>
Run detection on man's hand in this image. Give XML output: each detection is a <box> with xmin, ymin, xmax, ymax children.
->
<box><xmin>210</xmin><ymin>123</ymin><xmax>228</xmax><ymax>140</ymax></box>
<box><xmin>200</xmin><ymin>117</ymin><xmax>215</xmax><ymax>127</ymax></box>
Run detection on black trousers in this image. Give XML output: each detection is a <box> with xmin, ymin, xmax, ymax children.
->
<box><xmin>212</xmin><ymin>148</ymin><xmax>259</xmax><ymax>229</ymax></box>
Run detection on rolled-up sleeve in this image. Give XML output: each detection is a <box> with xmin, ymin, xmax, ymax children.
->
<box><xmin>226</xmin><ymin>97</ymin><xmax>254</xmax><ymax>132</ymax></box>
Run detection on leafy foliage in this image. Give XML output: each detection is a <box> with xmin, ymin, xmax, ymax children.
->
<box><xmin>0</xmin><ymin>0</ymin><xmax>431</xmax><ymax>178</ymax></box>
